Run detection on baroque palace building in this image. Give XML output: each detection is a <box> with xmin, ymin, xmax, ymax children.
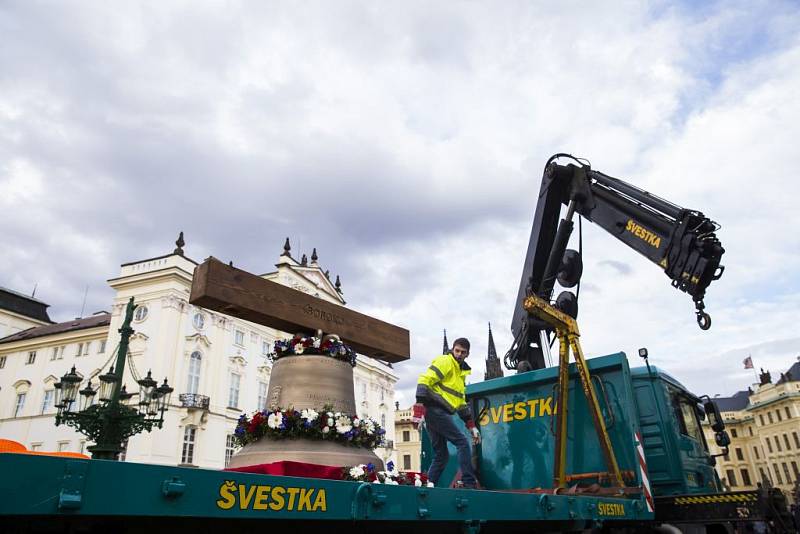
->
<box><xmin>0</xmin><ymin>236</ymin><xmax>397</xmax><ymax>468</ymax></box>
<box><xmin>702</xmin><ymin>362</ymin><xmax>800</xmax><ymax>503</ymax></box>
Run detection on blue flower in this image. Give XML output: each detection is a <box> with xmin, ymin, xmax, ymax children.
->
<box><xmin>366</xmin><ymin>463</ymin><xmax>375</xmax><ymax>472</ymax></box>
<box><xmin>387</xmin><ymin>461</ymin><xmax>395</xmax><ymax>472</ymax></box>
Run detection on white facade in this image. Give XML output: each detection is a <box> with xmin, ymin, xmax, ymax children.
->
<box><xmin>0</xmin><ymin>242</ymin><xmax>398</xmax><ymax>467</ymax></box>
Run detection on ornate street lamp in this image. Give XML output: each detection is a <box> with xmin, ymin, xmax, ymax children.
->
<box><xmin>54</xmin><ymin>297</ymin><xmax>173</xmax><ymax>460</ymax></box>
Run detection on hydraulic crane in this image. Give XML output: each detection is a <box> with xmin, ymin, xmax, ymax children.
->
<box><xmin>504</xmin><ymin>154</ymin><xmax>725</xmax><ymax>372</ymax></box>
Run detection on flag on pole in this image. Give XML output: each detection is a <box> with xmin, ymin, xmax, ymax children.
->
<box><xmin>743</xmin><ymin>356</ymin><xmax>754</xmax><ymax>370</ymax></box>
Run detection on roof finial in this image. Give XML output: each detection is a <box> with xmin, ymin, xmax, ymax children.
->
<box><xmin>281</xmin><ymin>237</ymin><xmax>291</xmax><ymax>257</ymax></box>
<box><xmin>311</xmin><ymin>248</ymin><xmax>318</xmax><ymax>263</ymax></box>
<box><xmin>301</xmin><ymin>254</ymin><xmax>308</xmax><ymax>266</ymax></box>
<box><xmin>335</xmin><ymin>275</ymin><xmax>342</xmax><ymax>293</ymax></box>
<box><xmin>324</xmin><ymin>270</ymin><xmax>330</xmax><ymax>279</ymax></box>
<box><xmin>174</xmin><ymin>231</ymin><xmax>185</xmax><ymax>255</ymax></box>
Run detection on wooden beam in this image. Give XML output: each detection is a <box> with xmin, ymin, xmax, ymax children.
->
<box><xmin>189</xmin><ymin>258</ymin><xmax>410</xmax><ymax>363</ymax></box>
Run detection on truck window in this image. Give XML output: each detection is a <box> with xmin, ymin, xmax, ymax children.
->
<box><xmin>670</xmin><ymin>390</ymin><xmax>703</xmax><ymax>442</ymax></box>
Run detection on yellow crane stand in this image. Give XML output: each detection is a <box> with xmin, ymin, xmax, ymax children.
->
<box><xmin>522</xmin><ymin>294</ymin><xmax>624</xmax><ymax>490</ymax></box>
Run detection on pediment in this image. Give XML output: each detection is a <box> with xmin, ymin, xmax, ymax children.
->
<box><xmin>186</xmin><ymin>333</ymin><xmax>212</xmax><ymax>348</ymax></box>
<box><xmin>130</xmin><ymin>332</ymin><xmax>149</xmax><ymax>353</ymax></box>
<box><xmin>229</xmin><ymin>355</ymin><xmax>247</xmax><ymax>369</ymax></box>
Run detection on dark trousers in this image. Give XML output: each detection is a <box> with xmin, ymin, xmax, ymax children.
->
<box><xmin>425</xmin><ymin>404</ymin><xmax>477</xmax><ymax>486</ymax></box>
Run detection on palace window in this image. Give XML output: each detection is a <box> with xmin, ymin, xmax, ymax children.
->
<box><xmin>768</xmin><ymin>412</ymin><xmax>774</xmax><ymax>424</ymax></box>
<box><xmin>793</xmin><ymin>432</ymin><xmax>800</xmax><ymax>449</ymax></box>
<box><xmin>76</xmin><ymin>343</ymin><xmax>83</xmax><ymax>357</ymax></box>
<box><xmin>403</xmin><ymin>430</ymin><xmax>410</xmax><ymax>442</ymax></box>
<box><xmin>228</xmin><ymin>372</ymin><xmax>241</xmax><ymax>408</ymax></box>
<box><xmin>134</xmin><ymin>305</ymin><xmax>148</xmax><ymax>322</ymax></box>
<box><xmin>0</xmin><ymin>356</ymin><xmax>5</xmax><ymax>369</ymax></box>
<box><xmin>225</xmin><ymin>434</ymin><xmax>237</xmax><ymax>467</ymax></box>
<box><xmin>30</xmin><ymin>443</ymin><xmax>41</xmax><ymax>451</ymax></box>
<box><xmin>26</xmin><ymin>351</ymin><xmax>36</xmax><ymax>365</ymax></box>
<box><xmin>785</xmin><ymin>406</ymin><xmax>792</xmax><ymax>419</ymax></box>
<box><xmin>403</xmin><ymin>455</ymin><xmax>411</xmax><ymax>470</ymax></box>
<box><xmin>753</xmin><ymin>446</ymin><xmax>760</xmax><ymax>460</ymax></box>
<box><xmin>784</xmin><ymin>434</ymin><xmax>791</xmax><ymax>450</ymax></box>
<box><xmin>57</xmin><ymin>441</ymin><xmax>70</xmax><ymax>452</ymax></box>
<box><xmin>759</xmin><ymin>414</ymin><xmax>765</xmax><ymax>425</ymax></box>
<box><xmin>726</xmin><ymin>469</ymin><xmax>737</xmax><ymax>487</ymax></box>
<box><xmin>193</xmin><ymin>313</ymin><xmax>205</xmax><ymax>330</ymax></box>
<box><xmin>98</xmin><ymin>340</ymin><xmax>106</xmax><ymax>353</ymax></box>
<box><xmin>41</xmin><ymin>390</ymin><xmax>54</xmax><ymax>414</ymax></box>
<box><xmin>773</xmin><ymin>464</ymin><xmax>783</xmax><ymax>485</ymax></box>
<box><xmin>262</xmin><ymin>341</ymin><xmax>270</xmax><ymax>355</ymax></box>
<box><xmin>181</xmin><ymin>426</ymin><xmax>197</xmax><ymax>465</ymax></box>
<box><xmin>83</xmin><ymin>342</ymin><xmax>90</xmax><ymax>356</ymax></box>
<box><xmin>51</xmin><ymin>347</ymin><xmax>59</xmax><ymax>360</ymax></box>
<box><xmin>776</xmin><ymin>410</ymin><xmax>782</xmax><ymax>422</ymax></box>
<box><xmin>767</xmin><ymin>439</ymin><xmax>773</xmax><ymax>453</ymax></box>
<box><xmin>741</xmin><ymin>468</ymin><xmax>752</xmax><ymax>486</ymax></box>
<box><xmin>774</xmin><ymin>436</ymin><xmax>782</xmax><ymax>452</ymax></box>
<box><xmin>234</xmin><ymin>329</ymin><xmax>245</xmax><ymax>346</ymax></box>
<box><xmin>258</xmin><ymin>382</ymin><xmax>268</xmax><ymax>411</ymax></box>
<box><xmin>730</xmin><ymin>428</ymin><xmax>738</xmax><ymax>438</ymax></box>
<box><xmin>187</xmin><ymin>351</ymin><xmax>202</xmax><ymax>395</ymax></box>
<box><xmin>14</xmin><ymin>393</ymin><xmax>26</xmax><ymax>417</ymax></box>
<box><xmin>749</xmin><ymin>426</ymin><xmax>753</xmax><ymax>436</ymax></box>
<box><xmin>792</xmin><ymin>461</ymin><xmax>799</xmax><ymax>480</ymax></box>
<box><xmin>782</xmin><ymin>463</ymin><xmax>791</xmax><ymax>484</ymax></box>
<box><xmin>735</xmin><ymin>448</ymin><xmax>744</xmax><ymax>461</ymax></box>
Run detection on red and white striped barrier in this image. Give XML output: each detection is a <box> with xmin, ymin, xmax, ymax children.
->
<box><xmin>635</xmin><ymin>431</ymin><xmax>655</xmax><ymax>512</ymax></box>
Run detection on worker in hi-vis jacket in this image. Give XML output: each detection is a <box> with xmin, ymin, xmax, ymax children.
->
<box><xmin>413</xmin><ymin>337</ymin><xmax>480</xmax><ymax>488</ymax></box>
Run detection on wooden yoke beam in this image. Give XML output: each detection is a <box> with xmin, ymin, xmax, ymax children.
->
<box><xmin>190</xmin><ymin>258</ymin><xmax>410</xmax><ymax>363</ymax></box>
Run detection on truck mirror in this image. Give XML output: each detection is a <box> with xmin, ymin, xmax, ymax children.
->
<box><xmin>714</xmin><ymin>431</ymin><xmax>730</xmax><ymax>448</ymax></box>
<box><xmin>703</xmin><ymin>399</ymin><xmax>725</xmax><ymax>432</ymax></box>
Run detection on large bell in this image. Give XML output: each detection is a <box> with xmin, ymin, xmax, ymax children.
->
<box><xmin>227</xmin><ymin>355</ymin><xmax>383</xmax><ymax>469</ymax></box>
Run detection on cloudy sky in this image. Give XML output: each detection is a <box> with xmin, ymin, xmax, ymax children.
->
<box><xmin>2</xmin><ymin>1</ymin><xmax>800</xmax><ymax>406</ymax></box>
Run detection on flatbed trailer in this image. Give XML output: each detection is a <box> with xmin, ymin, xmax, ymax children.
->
<box><xmin>0</xmin><ymin>452</ymin><xmax>650</xmax><ymax>533</ymax></box>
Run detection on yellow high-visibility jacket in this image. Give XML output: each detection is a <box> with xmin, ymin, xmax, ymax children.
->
<box><xmin>416</xmin><ymin>353</ymin><xmax>474</xmax><ymax>423</ymax></box>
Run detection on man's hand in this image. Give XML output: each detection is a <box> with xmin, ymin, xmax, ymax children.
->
<box><xmin>412</xmin><ymin>403</ymin><xmax>426</xmax><ymax>429</ymax></box>
<box><xmin>470</xmin><ymin>426</ymin><xmax>481</xmax><ymax>445</ymax></box>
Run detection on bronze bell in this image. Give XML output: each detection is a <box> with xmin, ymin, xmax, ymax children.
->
<box><xmin>227</xmin><ymin>354</ymin><xmax>383</xmax><ymax>470</ymax></box>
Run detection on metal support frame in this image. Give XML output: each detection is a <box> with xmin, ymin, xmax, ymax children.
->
<box><xmin>522</xmin><ymin>294</ymin><xmax>624</xmax><ymax>489</ymax></box>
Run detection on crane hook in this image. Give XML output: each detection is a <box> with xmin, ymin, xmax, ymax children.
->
<box><xmin>696</xmin><ymin>311</ymin><xmax>711</xmax><ymax>330</ymax></box>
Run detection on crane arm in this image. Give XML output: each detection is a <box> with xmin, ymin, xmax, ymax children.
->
<box><xmin>505</xmin><ymin>155</ymin><xmax>725</xmax><ymax>372</ymax></box>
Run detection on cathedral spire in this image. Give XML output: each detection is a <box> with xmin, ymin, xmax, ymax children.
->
<box><xmin>442</xmin><ymin>329</ymin><xmax>449</xmax><ymax>354</ymax></box>
<box><xmin>484</xmin><ymin>322</ymin><xmax>503</xmax><ymax>380</ymax></box>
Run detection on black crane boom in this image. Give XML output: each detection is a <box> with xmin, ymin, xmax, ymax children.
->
<box><xmin>505</xmin><ymin>154</ymin><xmax>725</xmax><ymax>372</ymax></box>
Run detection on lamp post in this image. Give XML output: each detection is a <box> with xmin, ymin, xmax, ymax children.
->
<box><xmin>55</xmin><ymin>297</ymin><xmax>173</xmax><ymax>460</ymax></box>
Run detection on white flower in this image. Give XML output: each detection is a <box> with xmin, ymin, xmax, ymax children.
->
<box><xmin>334</xmin><ymin>412</ymin><xmax>342</xmax><ymax>417</ymax></box>
<box><xmin>335</xmin><ymin>415</ymin><xmax>353</xmax><ymax>434</ymax></box>
<box><xmin>300</xmin><ymin>408</ymin><xmax>319</xmax><ymax>422</ymax></box>
<box><xmin>312</xmin><ymin>338</ymin><xmax>321</xmax><ymax>348</ymax></box>
<box><xmin>414</xmin><ymin>479</ymin><xmax>422</xmax><ymax>487</ymax></box>
<box><xmin>338</xmin><ymin>346</ymin><xmax>347</xmax><ymax>355</ymax></box>
<box><xmin>386</xmin><ymin>479</ymin><xmax>399</xmax><ymax>486</ymax></box>
<box><xmin>295</xmin><ymin>344</ymin><xmax>305</xmax><ymax>354</ymax></box>
<box><xmin>327</xmin><ymin>417</ymin><xmax>334</xmax><ymax>426</ymax></box>
<box><xmin>322</xmin><ymin>426</ymin><xmax>330</xmax><ymax>434</ymax></box>
<box><xmin>327</xmin><ymin>412</ymin><xmax>333</xmax><ymax>417</ymax></box>
<box><xmin>414</xmin><ymin>474</ymin><xmax>421</xmax><ymax>480</ymax></box>
<box><xmin>426</xmin><ymin>482</ymin><xmax>434</xmax><ymax>488</ymax></box>
<box><xmin>349</xmin><ymin>465</ymin><xmax>365</xmax><ymax>478</ymax></box>
<box><xmin>363</xmin><ymin>420</ymin><xmax>375</xmax><ymax>435</ymax></box>
<box><xmin>267</xmin><ymin>412</ymin><xmax>284</xmax><ymax>429</ymax></box>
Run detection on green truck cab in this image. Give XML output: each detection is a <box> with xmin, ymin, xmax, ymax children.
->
<box><xmin>422</xmin><ymin>351</ymin><xmax>792</xmax><ymax>530</ymax></box>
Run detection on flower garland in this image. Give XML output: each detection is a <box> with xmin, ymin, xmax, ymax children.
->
<box><xmin>343</xmin><ymin>461</ymin><xmax>434</xmax><ymax>487</ymax></box>
<box><xmin>234</xmin><ymin>405</ymin><xmax>384</xmax><ymax>449</ymax></box>
<box><xmin>269</xmin><ymin>333</ymin><xmax>357</xmax><ymax>367</ymax></box>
